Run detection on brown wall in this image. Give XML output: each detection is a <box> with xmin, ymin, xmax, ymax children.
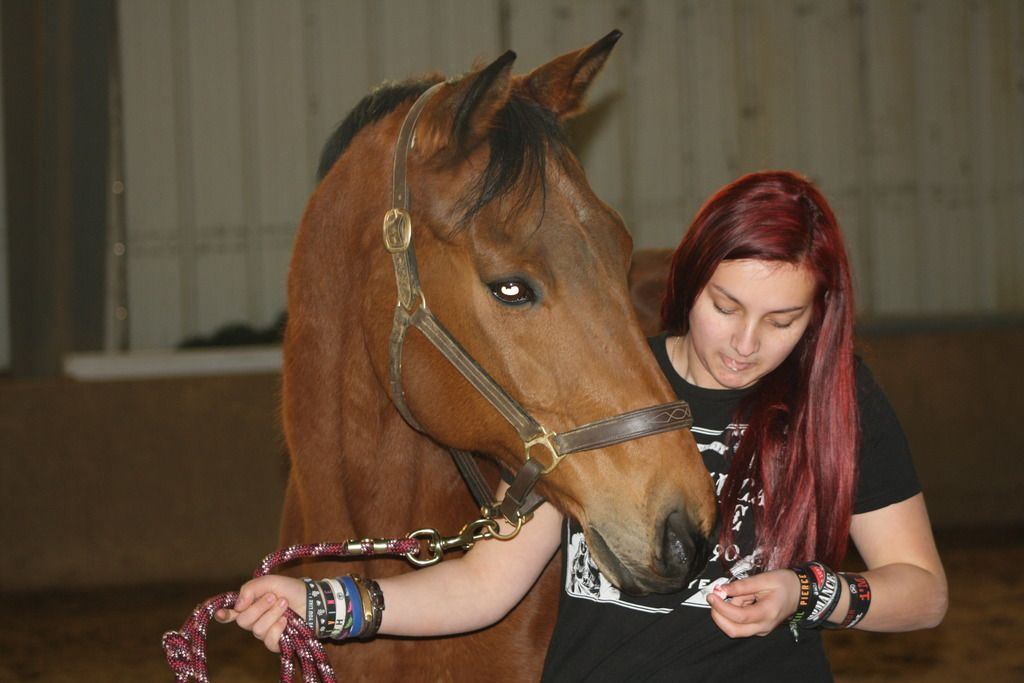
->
<box><xmin>856</xmin><ymin>321</ymin><xmax>1024</xmax><ymax>531</ymax></box>
<box><xmin>0</xmin><ymin>374</ymin><xmax>287</xmax><ymax>590</ymax></box>
<box><xmin>2</xmin><ymin>323</ymin><xmax>1022</xmax><ymax>590</ymax></box>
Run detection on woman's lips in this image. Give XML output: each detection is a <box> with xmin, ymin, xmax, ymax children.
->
<box><xmin>720</xmin><ymin>353</ymin><xmax>754</xmax><ymax>373</ymax></box>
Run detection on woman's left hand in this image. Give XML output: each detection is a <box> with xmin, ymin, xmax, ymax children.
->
<box><xmin>706</xmin><ymin>569</ymin><xmax>799</xmax><ymax>638</ymax></box>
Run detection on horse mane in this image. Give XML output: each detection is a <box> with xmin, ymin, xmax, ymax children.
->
<box><xmin>316</xmin><ymin>76</ymin><xmax>572</xmax><ymax>226</ymax></box>
<box><xmin>316</xmin><ymin>78</ymin><xmax>438</xmax><ymax>181</ymax></box>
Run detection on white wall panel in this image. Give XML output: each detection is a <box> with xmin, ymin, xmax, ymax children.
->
<box><xmin>684</xmin><ymin>0</ymin><xmax>743</xmax><ymax>206</ymax></box>
<box><xmin>914</xmin><ymin>1</ymin><xmax>976</xmax><ymax>313</ymax></box>
<box><xmin>980</xmin><ymin>0</ymin><xmax>1024</xmax><ymax>310</ymax></box>
<box><xmin>0</xmin><ymin>8</ymin><xmax>7</xmax><ymax>369</ymax></box>
<box><xmin>506</xmin><ymin>0</ymin><xmax>630</xmax><ymax>217</ymax></box>
<box><xmin>572</xmin><ymin>0</ymin><xmax>632</xmax><ymax>214</ymax></box>
<box><xmin>620</xmin><ymin>1</ymin><xmax>689</xmax><ymax>248</ymax></box>
<box><xmin>187</xmin><ymin>1</ymin><xmax>248</xmax><ymax>335</ymax></box>
<box><xmin>796</xmin><ymin>0</ymin><xmax>868</xmax><ymax>307</ymax></box>
<box><xmin>863</xmin><ymin>0</ymin><xmax>921</xmax><ymax>315</ymax></box>
<box><xmin>734</xmin><ymin>1</ymin><xmax>803</xmax><ymax>172</ymax></box>
<box><xmin>119</xmin><ymin>0</ymin><xmax>183</xmax><ymax>348</ymax></box>
<box><xmin>304</xmin><ymin>0</ymin><xmax>375</xmax><ymax>171</ymax></box>
<box><xmin>115</xmin><ymin>0</ymin><xmax>1024</xmax><ymax>349</ymax></box>
<box><xmin>245</xmin><ymin>0</ymin><xmax>308</xmax><ymax>326</ymax></box>
<box><xmin>376</xmin><ymin>1</ymin><xmax>434</xmax><ymax>81</ymax></box>
<box><xmin>503</xmin><ymin>0</ymin><xmax>559</xmax><ymax>65</ymax></box>
<box><xmin>968</xmin><ymin>0</ymin><xmax>1000</xmax><ymax>311</ymax></box>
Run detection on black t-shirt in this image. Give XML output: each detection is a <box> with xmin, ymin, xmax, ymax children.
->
<box><xmin>540</xmin><ymin>334</ymin><xmax>920</xmax><ymax>682</ymax></box>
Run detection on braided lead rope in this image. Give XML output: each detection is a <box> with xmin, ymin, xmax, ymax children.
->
<box><xmin>162</xmin><ymin>538</ymin><xmax>421</xmax><ymax>682</ymax></box>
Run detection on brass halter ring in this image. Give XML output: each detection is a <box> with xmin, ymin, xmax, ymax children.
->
<box><xmin>404</xmin><ymin>515</ymin><xmax>524</xmax><ymax>567</ymax></box>
<box><xmin>524</xmin><ymin>428</ymin><xmax>565</xmax><ymax>476</ymax></box>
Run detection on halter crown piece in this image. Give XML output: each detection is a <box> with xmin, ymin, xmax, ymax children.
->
<box><xmin>383</xmin><ymin>83</ymin><xmax>695</xmax><ymax>525</ymax></box>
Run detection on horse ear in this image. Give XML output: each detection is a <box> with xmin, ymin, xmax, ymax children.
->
<box><xmin>416</xmin><ymin>50</ymin><xmax>516</xmax><ymax>157</ymax></box>
<box><xmin>520</xmin><ymin>29</ymin><xmax>622</xmax><ymax>120</ymax></box>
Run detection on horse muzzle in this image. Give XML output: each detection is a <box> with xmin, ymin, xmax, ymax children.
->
<box><xmin>586</xmin><ymin>505</ymin><xmax>714</xmax><ymax>596</ymax></box>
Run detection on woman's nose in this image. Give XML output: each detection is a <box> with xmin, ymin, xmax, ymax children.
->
<box><xmin>731</xmin><ymin>323</ymin><xmax>759</xmax><ymax>357</ymax></box>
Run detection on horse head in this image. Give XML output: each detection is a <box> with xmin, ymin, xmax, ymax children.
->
<box><xmin>294</xmin><ymin>31</ymin><xmax>715</xmax><ymax>595</ymax></box>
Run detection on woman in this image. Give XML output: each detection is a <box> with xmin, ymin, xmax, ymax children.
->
<box><xmin>217</xmin><ymin>171</ymin><xmax>947</xmax><ymax>680</ymax></box>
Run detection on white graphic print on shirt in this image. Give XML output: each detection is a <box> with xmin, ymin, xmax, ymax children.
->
<box><xmin>564</xmin><ymin>422</ymin><xmax>763</xmax><ymax>613</ymax></box>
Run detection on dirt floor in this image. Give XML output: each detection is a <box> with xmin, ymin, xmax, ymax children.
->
<box><xmin>1</xmin><ymin>528</ymin><xmax>1021</xmax><ymax>682</ymax></box>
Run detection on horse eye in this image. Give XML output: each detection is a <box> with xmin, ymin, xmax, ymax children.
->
<box><xmin>488</xmin><ymin>279</ymin><xmax>536</xmax><ymax>305</ymax></box>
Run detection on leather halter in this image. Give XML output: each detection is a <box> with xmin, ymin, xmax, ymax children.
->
<box><xmin>383</xmin><ymin>83</ymin><xmax>694</xmax><ymax>524</ymax></box>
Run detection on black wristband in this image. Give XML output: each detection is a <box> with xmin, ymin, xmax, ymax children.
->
<box><xmin>804</xmin><ymin>561</ymin><xmax>841</xmax><ymax>626</ymax></box>
<box><xmin>788</xmin><ymin>561</ymin><xmax>842</xmax><ymax>641</ymax></box>
<box><xmin>788</xmin><ymin>565</ymin><xmax>814</xmax><ymax>641</ymax></box>
<box><xmin>822</xmin><ymin>572</ymin><xmax>872</xmax><ymax>629</ymax></box>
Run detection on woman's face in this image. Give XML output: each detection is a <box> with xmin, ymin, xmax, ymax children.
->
<box><xmin>680</xmin><ymin>259</ymin><xmax>817</xmax><ymax>390</ymax></box>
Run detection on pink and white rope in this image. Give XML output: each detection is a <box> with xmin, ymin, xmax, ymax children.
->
<box><xmin>162</xmin><ymin>538</ymin><xmax>420</xmax><ymax>682</ymax></box>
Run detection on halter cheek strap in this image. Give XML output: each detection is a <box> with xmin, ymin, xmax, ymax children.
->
<box><xmin>383</xmin><ymin>83</ymin><xmax>694</xmax><ymax>524</ymax></box>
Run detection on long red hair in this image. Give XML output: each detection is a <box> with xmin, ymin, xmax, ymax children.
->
<box><xmin>661</xmin><ymin>171</ymin><xmax>858</xmax><ymax>570</ymax></box>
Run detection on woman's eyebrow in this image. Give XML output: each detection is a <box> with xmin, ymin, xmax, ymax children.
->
<box><xmin>710</xmin><ymin>284</ymin><xmax>808</xmax><ymax>314</ymax></box>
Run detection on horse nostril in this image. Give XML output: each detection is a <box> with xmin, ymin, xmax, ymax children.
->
<box><xmin>662</xmin><ymin>510</ymin><xmax>711</xmax><ymax>582</ymax></box>
<box><xmin>664</xmin><ymin>512</ymin><xmax>690</xmax><ymax>565</ymax></box>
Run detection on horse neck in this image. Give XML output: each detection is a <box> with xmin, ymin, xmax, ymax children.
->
<box><xmin>283</xmin><ymin>169</ymin><xmax>476</xmax><ymax>539</ymax></box>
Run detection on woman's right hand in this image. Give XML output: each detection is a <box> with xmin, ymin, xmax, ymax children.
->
<box><xmin>214</xmin><ymin>575</ymin><xmax>307</xmax><ymax>653</ymax></box>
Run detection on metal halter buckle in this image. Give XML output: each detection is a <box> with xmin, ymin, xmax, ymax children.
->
<box><xmin>382</xmin><ymin>208</ymin><xmax>412</xmax><ymax>253</ymax></box>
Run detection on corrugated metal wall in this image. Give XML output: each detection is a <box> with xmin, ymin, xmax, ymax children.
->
<box><xmin>115</xmin><ymin>0</ymin><xmax>1023</xmax><ymax>350</ymax></box>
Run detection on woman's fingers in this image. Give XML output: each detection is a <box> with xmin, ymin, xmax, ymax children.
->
<box><xmin>250</xmin><ymin>597</ymin><xmax>290</xmax><ymax>653</ymax></box>
<box><xmin>214</xmin><ymin>607</ymin><xmax>238</xmax><ymax>623</ymax></box>
<box><xmin>211</xmin><ymin>591</ymin><xmax>292</xmax><ymax>654</ymax></box>
<box><xmin>235</xmin><ymin>593</ymin><xmax>279</xmax><ymax>630</ymax></box>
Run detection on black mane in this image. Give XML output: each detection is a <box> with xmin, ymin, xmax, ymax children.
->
<box><xmin>316</xmin><ymin>77</ymin><xmax>572</xmax><ymax>224</ymax></box>
<box><xmin>316</xmin><ymin>78</ymin><xmax>437</xmax><ymax>181</ymax></box>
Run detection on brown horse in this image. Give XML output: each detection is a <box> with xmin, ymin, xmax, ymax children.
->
<box><xmin>628</xmin><ymin>247</ymin><xmax>675</xmax><ymax>337</ymax></box>
<box><xmin>279</xmin><ymin>32</ymin><xmax>715</xmax><ymax>680</ymax></box>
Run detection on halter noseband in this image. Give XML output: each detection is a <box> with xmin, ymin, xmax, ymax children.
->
<box><xmin>383</xmin><ymin>83</ymin><xmax>694</xmax><ymax>525</ymax></box>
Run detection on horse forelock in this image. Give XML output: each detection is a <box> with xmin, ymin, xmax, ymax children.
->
<box><xmin>316</xmin><ymin>74</ymin><xmax>575</xmax><ymax>234</ymax></box>
<box><xmin>454</xmin><ymin>92</ymin><xmax>572</xmax><ymax>230</ymax></box>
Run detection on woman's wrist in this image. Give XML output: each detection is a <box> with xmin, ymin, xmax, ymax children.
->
<box><xmin>301</xmin><ymin>574</ymin><xmax>386</xmax><ymax>641</ymax></box>
<box><xmin>821</xmin><ymin>572</ymin><xmax>872</xmax><ymax>630</ymax></box>
<box><xmin>787</xmin><ymin>562</ymin><xmax>845</xmax><ymax>641</ymax></box>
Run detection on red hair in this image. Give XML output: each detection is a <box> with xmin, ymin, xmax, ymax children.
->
<box><xmin>661</xmin><ymin>171</ymin><xmax>858</xmax><ymax>570</ymax></box>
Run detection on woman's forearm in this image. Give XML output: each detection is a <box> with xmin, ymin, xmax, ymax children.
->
<box><xmin>834</xmin><ymin>561</ymin><xmax>947</xmax><ymax>632</ymax></box>
<box><xmin>846</xmin><ymin>494</ymin><xmax>948</xmax><ymax>632</ymax></box>
<box><xmin>378</xmin><ymin>501</ymin><xmax>562</xmax><ymax>637</ymax></box>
